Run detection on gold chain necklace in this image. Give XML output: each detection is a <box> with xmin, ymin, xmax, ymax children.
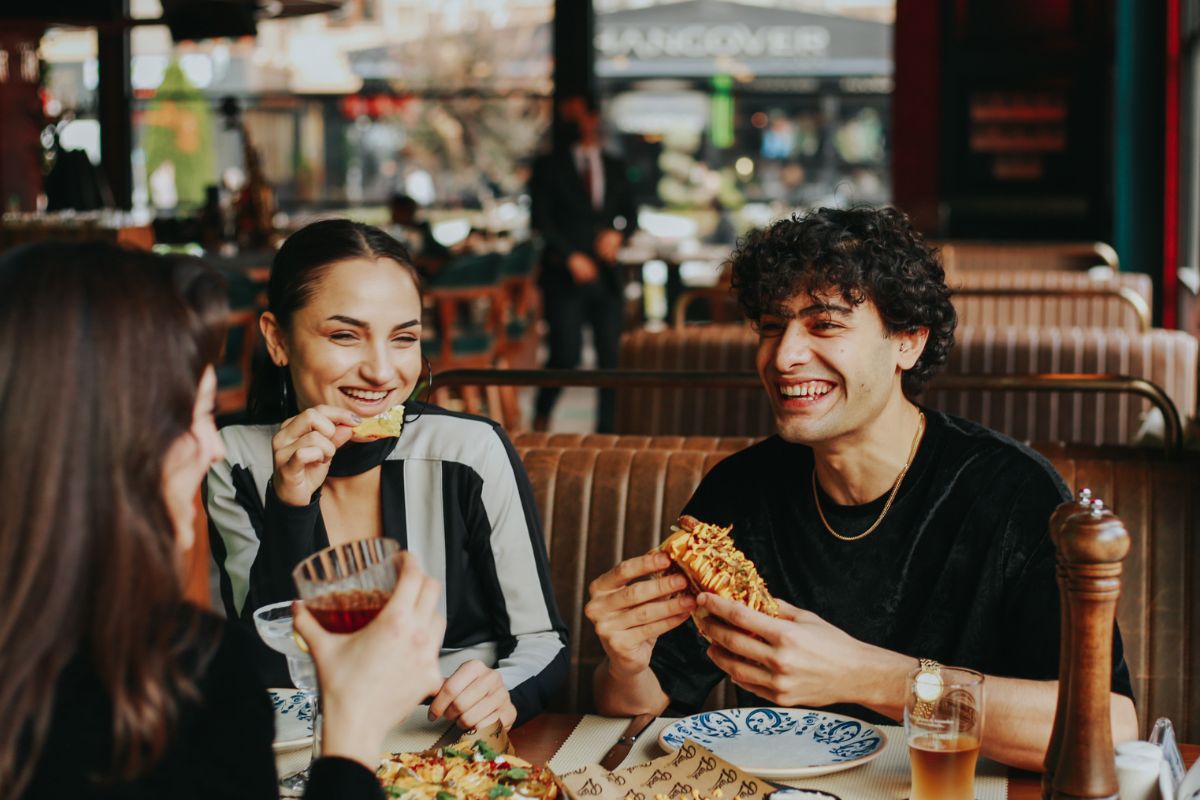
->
<box><xmin>812</xmin><ymin>412</ymin><xmax>926</xmax><ymax>542</ymax></box>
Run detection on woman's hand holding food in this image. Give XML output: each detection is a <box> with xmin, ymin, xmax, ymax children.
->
<box><xmin>428</xmin><ymin>660</ymin><xmax>518</xmax><ymax>731</ymax></box>
<box><xmin>294</xmin><ymin>553</ymin><xmax>445</xmax><ymax>768</ymax></box>
<box><xmin>696</xmin><ymin>595</ymin><xmax>895</xmax><ymax>710</ymax></box>
<box><xmin>271</xmin><ymin>405</ymin><xmax>359</xmax><ymax>506</ymax></box>
<box><xmin>584</xmin><ymin>553</ymin><xmax>696</xmax><ymax>679</ymax></box>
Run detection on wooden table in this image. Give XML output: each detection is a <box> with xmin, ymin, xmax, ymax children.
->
<box><xmin>508</xmin><ymin>714</ymin><xmax>1199</xmax><ymax>800</ymax></box>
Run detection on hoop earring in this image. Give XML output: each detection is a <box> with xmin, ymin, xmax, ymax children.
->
<box><xmin>422</xmin><ymin>356</ymin><xmax>434</xmax><ymax>402</ymax></box>
<box><xmin>405</xmin><ymin>357</ymin><xmax>435</xmax><ymax>425</ymax></box>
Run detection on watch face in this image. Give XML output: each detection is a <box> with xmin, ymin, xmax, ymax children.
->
<box><xmin>915</xmin><ymin>670</ymin><xmax>943</xmax><ymax>702</ymax></box>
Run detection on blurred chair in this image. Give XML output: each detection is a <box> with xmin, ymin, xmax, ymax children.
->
<box><xmin>214</xmin><ymin>307</ymin><xmax>260</xmax><ymax>417</ymax></box>
<box><xmin>424</xmin><ymin>252</ymin><xmax>520</xmax><ymax>427</ymax></box>
<box><xmin>497</xmin><ymin>239</ymin><xmax>543</xmax><ymax>368</ymax></box>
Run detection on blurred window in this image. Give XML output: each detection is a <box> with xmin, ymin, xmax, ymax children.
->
<box><xmin>595</xmin><ymin>0</ymin><xmax>894</xmax><ymax>240</ymax></box>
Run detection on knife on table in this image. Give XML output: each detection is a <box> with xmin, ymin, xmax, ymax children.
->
<box><xmin>600</xmin><ymin>713</ymin><xmax>656</xmax><ymax>771</ymax></box>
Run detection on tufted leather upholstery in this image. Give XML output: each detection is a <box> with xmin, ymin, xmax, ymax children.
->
<box><xmin>518</xmin><ymin>436</ymin><xmax>1200</xmax><ymax>739</ymax></box>
<box><xmin>952</xmin><ymin>270</ymin><xmax>1154</xmax><ymax>332</ymax></box>
<box><xmin>617</xmin><ymin>325</ymin><xmax>1198</xmax><ymax>445</ymax></box>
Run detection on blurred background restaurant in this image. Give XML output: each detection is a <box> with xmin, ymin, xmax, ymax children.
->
<box><xmin>5</xmin><ymin>0</ymin><xmax>1200</xmax><ymax>743</ymax></box>
<box><xmin>1</xmin><ymin>0</ymin><xmax>1198</xmax><ymax>431</ymax></box>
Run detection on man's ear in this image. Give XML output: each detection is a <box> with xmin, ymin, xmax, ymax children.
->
<box><xmin>897</xmin><ymin>326</ymin><xmax>929</xmax><ymax>371</ymax></box>
<box><xmin>259</xmin><ymin>311</ymin><xmax>289</xmax><ymax>368</ymax></box>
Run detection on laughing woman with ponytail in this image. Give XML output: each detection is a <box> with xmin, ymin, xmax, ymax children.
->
<box><xmin>205</xmin><ymin>219</ymin><xmax>567</xmax><ymax>732</ymax></box>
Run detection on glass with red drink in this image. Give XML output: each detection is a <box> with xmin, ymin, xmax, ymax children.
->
<box><xmin>289</xmin><ymin>537</ymin><xmax>402</xmax><ymax>765</ymax></box>
<box><xmin>292</xmin><ymin>538</ymin><xmax>401</xmax><ymax>633</ymax></box>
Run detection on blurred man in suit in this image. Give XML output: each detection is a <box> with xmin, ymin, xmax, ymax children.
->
<box><xmin>529</xmin><ymin>93</ymin><xmax>637</xmax><ymax>432</ymax></box>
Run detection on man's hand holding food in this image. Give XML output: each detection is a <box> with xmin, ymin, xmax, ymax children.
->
<box><xmin>694</xmin><ymin>593</ymin><xmax>912</xmax><ymax>715</ymax></box>
<box><xmin>584</xmin><ymin>552</ymin><xmax>696</xmax><ymax>678</ymax></box>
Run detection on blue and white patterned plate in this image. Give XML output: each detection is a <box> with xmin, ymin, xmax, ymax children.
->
<box><xmin>658</xmin><ymin>708</ymin><xmax>887</xmax><ymax>779</ymax></box>
<box><xmin>270</xmin><ymin>689</ymin><xmax>315</xmax><ymax>753</ymax></box>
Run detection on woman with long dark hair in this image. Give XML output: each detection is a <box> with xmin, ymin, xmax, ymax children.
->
<box><xmin>0</xmin><ymin>242</ymin><xmax>444</xmax><ymax>799</ymax></box>
<box><xmin>206</xmin><ymin>219</ymin><xmax>566</xmax><ymax>731</ymax></box>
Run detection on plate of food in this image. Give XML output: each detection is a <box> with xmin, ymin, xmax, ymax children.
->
<box><xmin>377</xmin><ymin>735</ymin><xmax>559</xmax><ymax>799</ymax></box>
<box><xmin>659</xmin><ymin>708</ymin><xmax>886</xmax><ymax>779</ymax></box>
<box><xmin>269</xmin><ymin>689</ymin><xmax>315</xmax><ymax>753</ymax></box>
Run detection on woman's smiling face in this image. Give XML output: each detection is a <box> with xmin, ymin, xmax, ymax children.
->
<box><xmin>270</xmin><ymin>257</ymin><xmax>424</xmax><ymax>418</ymax></box>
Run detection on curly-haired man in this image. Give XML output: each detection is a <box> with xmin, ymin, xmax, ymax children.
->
<box><xmin>585</xmin><ymin>207</ymin><xmax>1136</xmax><ymax>771</ymax></box>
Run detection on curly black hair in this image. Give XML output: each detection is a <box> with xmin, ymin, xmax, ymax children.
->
<box><xmin>729</xmin><ymin>206</ymin><xmax>956</xmax><ymax>397</ymax></box>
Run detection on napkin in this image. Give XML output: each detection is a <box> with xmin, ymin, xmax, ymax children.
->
<box><xmin>560</xmin><ymin>739</ymin><xmax>774</xmax><ymax>800</ymax></box>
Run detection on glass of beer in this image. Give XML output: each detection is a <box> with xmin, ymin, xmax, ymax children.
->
<box><xmin>904</xmin><ymin>666</ymin><xmax>984</xmax><ymax>800</ymax></box>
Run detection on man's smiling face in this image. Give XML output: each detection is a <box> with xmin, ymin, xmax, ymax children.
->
<box><xmin>755</xmin><ymin>289</ymin><xmax>920</xmax><ymax>447</ymax></box>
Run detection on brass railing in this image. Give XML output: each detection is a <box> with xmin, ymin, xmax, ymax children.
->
<box><xmin>436</xmin><ymin>368</ymin><xmax>1183</xmax><ymax>452</ymax></box>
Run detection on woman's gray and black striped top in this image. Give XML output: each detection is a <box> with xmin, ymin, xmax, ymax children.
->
<box><xmin>204</xmin><ymin>403</ymin><xmax>567</xmax><ymax>724</ymax></box>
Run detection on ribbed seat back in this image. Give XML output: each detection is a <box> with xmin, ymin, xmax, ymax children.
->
<box><xmin>619</xmin><ymin>324</ymin><xmax>1197</xmax><ymax>446</ymax></box>
<box><xmin>926</xmin><ymin>326</ymin><xmax>1197</xmax><ymax>445</ymax></box>
<box><xmin>952</xmin><ymin>270</ymin><xmax>1153</xmax><ymax>331</ymax></box>
<box><xmin>938</xmin><ymin>240</ymin><xmax>1119</xmax><ymax>272</ymax></box>
<box><xmin>616</xmin><ymin>326</ymin><xmax>773</xmax><ymax>436</ymax></box>
<box><xmin>517</xmin><ymin>446</ymin><xmax>730</xmax><ymax>712</ymax></box>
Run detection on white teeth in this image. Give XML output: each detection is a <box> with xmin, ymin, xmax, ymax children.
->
<box><xmin>343</xmin><ymin>389</ymin><xmax>388</xmax><ymax>401</ymax></box>
<box><xmin>780</xmin><ymin>381</ymin><xmax>831</xmax><ymax>398</ymax></box>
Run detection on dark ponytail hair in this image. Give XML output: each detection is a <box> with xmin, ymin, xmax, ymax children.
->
<box><xmin>247</xmin><ymin>219</ymin><xmax>421</xmax><ymax>423</ymax></box>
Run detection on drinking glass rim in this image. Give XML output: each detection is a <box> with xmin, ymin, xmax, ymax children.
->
<box><xmin>291</xmin><ymin>537</ymin><xmax>402</xmax><ymax>585</ymax></box>
<box><xmin>253</xmin><ymin>599</ymin><xmax>296</xmax><ymax>620</ymax></box>
<box><xmin>906</xmin><ymin>665</ymin><xmax>985</xmax><ymax>689</ymax></box>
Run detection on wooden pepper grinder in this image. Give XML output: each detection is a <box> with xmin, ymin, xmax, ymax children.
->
<box><xmin>1043</xmin><ymin>488</ymin><xmax>1095</xmax><ymax>797</ymax></box>
<box><xmin>1046</xmin><ymin>498</ymin><xmax>1130</xmax><ymax>800</ymax></box>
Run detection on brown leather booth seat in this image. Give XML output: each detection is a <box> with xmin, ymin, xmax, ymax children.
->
<box><xmin>516</xmin><ymin>437</ymin><xmax>1200</xmax><ymax>739</ymax></box>
<box><xmin>618</xmin><ymin>325</ymin><xmax>1198</xmax><ymax>446</ymax></box>
<box><xmin>952</xmin><ymin>270</ymin><xmax>1154</xmax><ymax>332</ymax></box>
<box><xmin>927</xmin><ymin>326</ymin><xmax>1198</xmax><ymax>446</ymax></box>
<box><xmin>616</xmin><ymin>326</ymin><xmax>772</xmax><ymax>436</ymax></box>
<box><xmin>937</xmin><ymin>240</ymin><xmax>1120</xmax><ymax>273</ymax></box>
<box><xmin>676</xmin><ymin>269</ymin><xmax>1152</xmax><ymax>332</ymax></box>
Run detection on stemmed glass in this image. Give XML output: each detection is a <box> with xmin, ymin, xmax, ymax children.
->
<box><xmin>252</xmin><ymin>600</ymin><xmax>319</xmax><ymax>793</ymax></box>
<box><xmin>253</xmin><ymin>538</ymin><xmax>401</xmax><ymax>793</ymax></box>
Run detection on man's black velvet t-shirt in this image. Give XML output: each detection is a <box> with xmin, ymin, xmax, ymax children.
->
<box><xmin>649</xmin><ymin>409</ymin><xmax>1134</xmax><ymax>722</ymax></box>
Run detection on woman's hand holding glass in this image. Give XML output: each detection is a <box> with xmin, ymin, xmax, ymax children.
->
<box><xmin>428</xmin><ymin>660</ymin><xmax>517</xmax><ymax>731</ymax></box>
<box><xmin>271</xmin><ymin>405</ymin><xmax>360</xmax><ymax>506</ymax></box>
<box><xmin>292</xmin><ymin>552</ymin><xmax>445</xmax><ymax>769</ymax></box>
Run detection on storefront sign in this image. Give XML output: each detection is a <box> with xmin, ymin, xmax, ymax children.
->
<box><xmin>597</xmin><ymin>24</ymin><xmax>831</xmax><ymax>61</ymax></box>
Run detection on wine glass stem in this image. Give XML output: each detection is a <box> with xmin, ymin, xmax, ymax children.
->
<box><xmin>310</xmin><ymin>694</ymin><xmax>323</xmax><ymax>765</ymax></box>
